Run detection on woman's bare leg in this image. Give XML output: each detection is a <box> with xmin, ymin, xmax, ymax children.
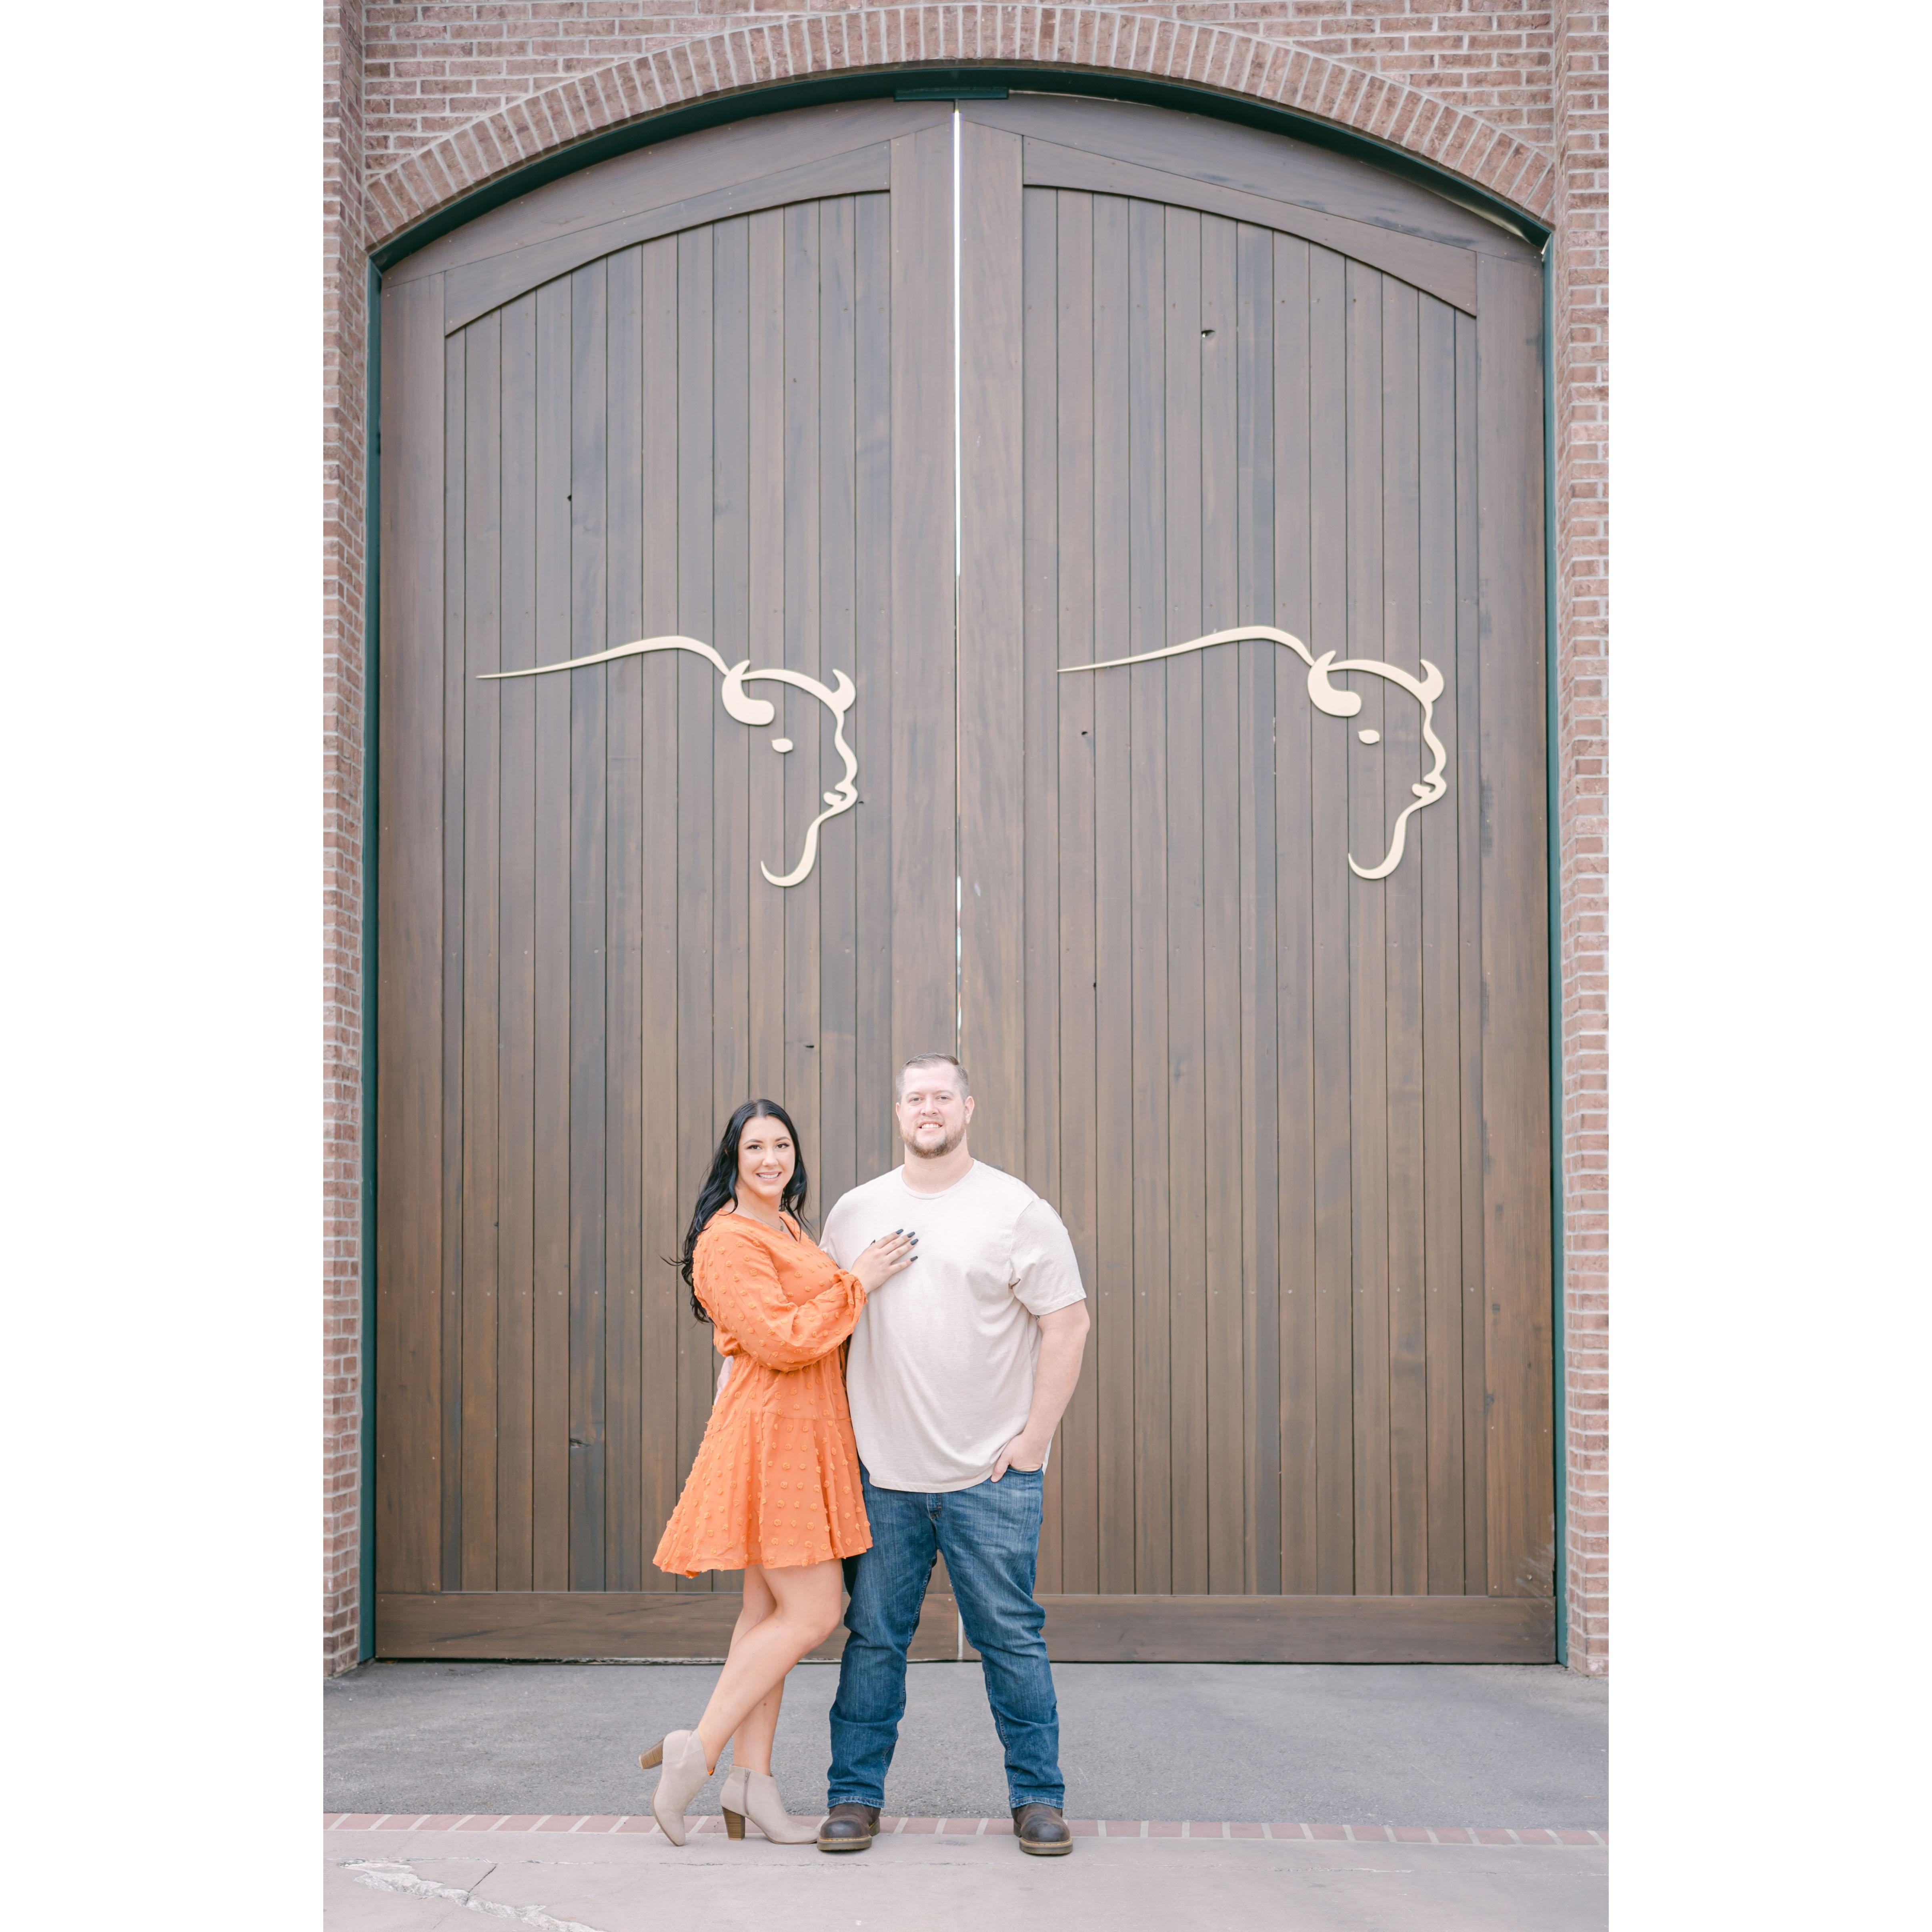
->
<box><xmin>723</xmin><ymin>1566</ymin><xmax>783</xmax><ymax>1776</ymax></box>
<box><xmin>695</xmin><ymin>1559</ymin><xmax>842</xmax><ymax>1772</ymax></box>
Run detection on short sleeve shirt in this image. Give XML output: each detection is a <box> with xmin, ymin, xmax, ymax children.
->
<box><xmin>820</xmin><ymin>1161</ymin><xmax>1087</xmax><ymax>1492</ymax></box>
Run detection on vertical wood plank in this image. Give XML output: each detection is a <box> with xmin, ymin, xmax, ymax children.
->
<box><xmin>1454</xmin><ymin>307</ymin><xmax>1490</xmax><ymax>1596</ymax></box>
<box><xmin>957</xmin><ymin>119</ymin><xmax>1026</xmax><ymax>1172</ymax></box>
<box><xmin>1380</xmin><ymin>278</ymin><xmax>1430</xmax><ymax>1598</ymax></box>
<box><xmin>1235</xmin><ymin>221</ymin><xmax>1281</xmax><ymax>1598</ymax></box>
<box><xmin>375</xmin><ymin>270</ymin><xmax>447</xmax><ymax>1596</ymax></box>
<box><xmin>1089</xmin><ymin>193</ymin><xmax>1137</xmax><ymax>1596</ymax></box>
<box><xmin>1417</xmin><ymin>291</ymin><xmax>1468</xmax><ymax>1594</ymax></box>
<box><xmin>637</xmin><ymin>234</ymin><xmax>683</xmax><ymax>1588</ymax></box>
<box><xmin>1306</xmin><ymin>244</ymin><xmax>1355</xmax><ymax>1594</ymax></box>
<box><xmin>712</xmin><ymin>220</ymin><xmax>753</xmax><ymax>1137</ymax></box>
<box><xmin>674</xmin><ymin>226</ymin><xmax>719</xmax><ymax>1586</ymax></box>
<box><xmin>889</xmin><ymin>126</ymin><xmax>959</xmax><ymax>1062</ymax></box>
<box><xmin>567</xmin><ymin>260</ymin><xmax>610</xmax><ymax>1592</ymax></box>
<box><xmin>531</xmin><ymin>275</ymin><xmax>575</xmax><ymax>1592</ymax></box>
<box><xmin>459</xmin><ymin>312</ymin><xmax>504</xmax><ymax>1592</ymax></box>
<box><xmin>745</xmin><ymin>207</ymin><xmax>786</xmax><ymax>1098</ymax></box>
<box><xmin>1344</xmin><ymin>260</ymin><xmax>1391</xmax><ymax>1597</ymax></box>
<box><xmin>816</xmin><ymin>197</ymin><xmax>861</xmax><ymax>1210</ymax></box>
<box><xmin>1053</xmin><ymin>190</ymin><xmax>1103</xmax><ymax>1598</ymax></box>
<box><xmin>1127</xmin><ymin>195</ymin><xmax>1173</xmax><ymax>1595</ymax></box>
<box><xmin>1476</xmin><ymin>256</ymin><xmax>1555</xmax><ymax>1602</ymax></box>
<box><xmin>495</xmin><ymin>290</ymin><xmax>538</xmax><ymax>1591</ymax></box>
<box><xmin>1161</xmin><ymin>204</ymin><xmax>1209</xmax><ymax>1602</ymax></box>
<box><xmin>1272</xmin><ymin>236</ymin><xmax>1320</xmax><ymax>1596</ymax></box>
<box><xmin>1017</xmin><ymin>182</ymin><xmax>1067</xmax><ymax>1590</ymax></box>
<box><xmin>782</xmin><ymin>201</ymin><xmax>825</xmax><ymax>1166</ymax></box>
<box><xmin>1197</xmin><ymin>213</ymin><xmax>1245</xmax><ymax>1596</ymax></box>
<box><xmin>603</xmin><ymin>245</ymin><xmax>646</xmax><ymax>1592</ymax></box>
<box><xmin>852</xmin><ymin>192</ymin><xmax>896</xmax><ymax>1180</ymax></box>
<box><xmin>439</xmin><ymin>330</ymin><xmax>468</xmax><ymax>1592</ymax></box>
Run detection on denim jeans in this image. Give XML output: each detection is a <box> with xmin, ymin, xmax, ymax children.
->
<box><xmin>828</xmin><ymin>1465</ymin><xmax>1063</xmax><ymax>1810</ymax></box>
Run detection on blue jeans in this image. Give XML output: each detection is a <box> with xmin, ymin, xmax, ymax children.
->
<box><xmin>828</xmin><ymin>1465</ymin><xmax>1063</xmax><ymax>1810</ymax></box>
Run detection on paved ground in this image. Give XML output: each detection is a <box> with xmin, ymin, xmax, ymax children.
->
<box><xmin>326</xmin><ymin>1660</ymin><xmax>1607</xmax><ymax>1827</ymax></box>
<box><xmin>326</xmin><ymin>1823</ymin><xmax>1608</xmax><ymax>1930</ymax></box>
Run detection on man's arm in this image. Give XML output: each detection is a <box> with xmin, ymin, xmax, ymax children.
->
<box><xmin>990</xmin><ymin>1301</ymin><xmax>1091</xmax><ymax>1481</ymax></box>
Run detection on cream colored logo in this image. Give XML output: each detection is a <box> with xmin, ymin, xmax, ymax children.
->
<box><xmin>480</xmin><ymin>636</ymin><xmax>858</xmax><ymax>888</ymax></box>
<box><xmin>1060</xmin><ymin>626</ymin><xmax>1448</xmax><ymax>880</ymax></box>
<box><xmin>487</xmin><ymin>622</ymin><xmax>1446</xmax><ymax>888</ymax></box>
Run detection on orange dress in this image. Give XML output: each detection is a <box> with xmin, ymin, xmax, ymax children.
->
<box><xmin>651</xmin><ymin>1209</ymin><xmax>872</xmax><ymax>1577</ymax></box>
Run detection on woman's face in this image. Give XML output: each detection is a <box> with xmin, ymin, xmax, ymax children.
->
<box><xmin>735</xmin><ymin>1114</ymin><xmax>795</xmax><ymax>1211</ymax></box>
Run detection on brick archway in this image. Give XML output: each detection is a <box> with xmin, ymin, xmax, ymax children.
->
<box><xmin>362</xmin><ymin>4</ymin><xmax>1556</xmax><ymax>248</ymax></box>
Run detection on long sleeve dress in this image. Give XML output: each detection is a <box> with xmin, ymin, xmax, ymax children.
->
<box><xmin>651</xmin><ymin>1208</ymin><xmax>872</xmax><ymax>1577</ymax></box>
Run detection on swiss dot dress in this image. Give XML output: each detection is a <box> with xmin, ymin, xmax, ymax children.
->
<box><xmin>652</xmin><ymin>1209</ymin><xmax>873</xmax><ymax>1577</ymax></box>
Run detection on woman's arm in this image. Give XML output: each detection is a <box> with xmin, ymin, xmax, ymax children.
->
<box><xmin>695</xmin><ymin>1229</ymin><xmax>869</xmax><ymax>1371</ymax></box>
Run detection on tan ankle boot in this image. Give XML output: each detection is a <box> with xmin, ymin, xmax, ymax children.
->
<box><xmin>639</xmin><ymin>1729</ymin><xmax>713</xmax><ymax>1846</ymax></box>
<box><xmin>719</xmin><ymin>1764</ymin><xmax>822</xmax><ymax>1844</ymax></box>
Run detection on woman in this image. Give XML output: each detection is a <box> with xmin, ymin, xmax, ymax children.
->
<box><xmin>641</xmin><ymin>1099</ymin><xmax>915</xmax><ymax>1844</ymax></box>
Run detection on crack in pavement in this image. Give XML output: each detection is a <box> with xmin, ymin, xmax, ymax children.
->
<box><xmin>346</xmin><ymin>1860</ymin><xmax>606</xmax><ymax>1931</ymax></box>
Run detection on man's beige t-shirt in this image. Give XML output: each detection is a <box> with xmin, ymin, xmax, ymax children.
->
<box><xmin>821</xmin><ymin>1161</ymin><xmax>1086</xmax><ymax>1492</ymax></box>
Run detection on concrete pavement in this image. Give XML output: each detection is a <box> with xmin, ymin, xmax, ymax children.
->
<box><xmin>325</xmin><ymin>1660</ymin><xmax>1607</xmax><ymax>1827</ymax></box>
<box><xmin>325</xmin><ymin>1823</ymin><xmax>1609</xmax><ymax>1932</ymax></box>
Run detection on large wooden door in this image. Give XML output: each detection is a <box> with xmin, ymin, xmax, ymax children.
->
<box><xmin>375</xmin><ymin>93</ymin><xmax>1554</xmax><ymax>1663</ymax></box>
<box><xmin>374</xmin><ymin>101</ymin><xmax>963</xmax><ymax>1657</ymax></box>
<box><xmin>954</xmin><ymin>98</ymin><xmax>1553</xmax><ymax>1661</ymax></box>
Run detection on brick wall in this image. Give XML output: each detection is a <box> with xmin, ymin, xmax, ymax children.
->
<box><xmin>360</xmin><ymin>2</ymin><xmax>1556</xmax><ymax>173</ymax></box>
<box><xmin>321</xmin><ymin>0</ymin><xmax>1607</xmax><ymax>1673</ymax></box>
<box><xmin>1550</xmin><ymin>0</ymin><xmax>1607</xmax><ymax>1676</ymax></box>
<box><xmin>324</xmin><ymin>0</ymin><xmax>370</xmax><ymax>1679</ymax></box>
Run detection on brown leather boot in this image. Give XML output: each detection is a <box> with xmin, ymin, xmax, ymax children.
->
<box><xmin>816</xmin><ymin>1803</ymin><xmax>880</xmax><ymax>1853</ymax></box>
<box><xmin>1013</xmin><ymin>1803</ymin><xmax>1073</xmax><ymax>1856</ymax></box>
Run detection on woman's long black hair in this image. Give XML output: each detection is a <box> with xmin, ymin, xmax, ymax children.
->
<box><xmin>677</xmin><ymin>1098</ymin><xmax>810</xmax><ymax>1323</ymax></box>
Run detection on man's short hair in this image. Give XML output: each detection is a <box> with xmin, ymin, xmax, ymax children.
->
<box><xmin>895</xmin><ymin>1053</ymin><xmax>970</xmax><ymax>1100</ymax></box>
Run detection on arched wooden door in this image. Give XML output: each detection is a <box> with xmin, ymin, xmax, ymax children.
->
<box><xmin>374</xmin><ymin>93</ymin><xmax>1553</xmax><ymax>1663</ymax></box>
<box><xmin>953</xmin><ymin>97</ymin><xmax>1553</xmax><ymax>1662</ymax></box>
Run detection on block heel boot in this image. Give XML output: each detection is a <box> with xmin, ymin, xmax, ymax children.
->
<box><xmin>720</xmin><ymin>1764</ymin><xmax>822</xmax><ymax>1843</ymax></box>
<box><xmin>638</xmin><ymin>1729</ymin><xmax>714</xmax><ymax>1846</ymax></box>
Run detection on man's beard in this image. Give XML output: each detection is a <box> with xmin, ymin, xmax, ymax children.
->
<box><xmin>901</xmin><ymin>1120</ymin><xmax>966</xmax><ymax>1160</ymax></box>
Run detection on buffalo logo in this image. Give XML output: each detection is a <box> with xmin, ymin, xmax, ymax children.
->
<box><xmin>480</xmin><ymin>635</ymin><xmax>857</xmax><ymax>888</ymax></box>
<box><xmin>1059</xmin><ymin>626</ymin><xmax>1448</xmax><ymax>880</ymax></box>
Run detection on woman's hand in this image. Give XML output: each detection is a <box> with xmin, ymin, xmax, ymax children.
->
<box><xmin>851</xmin><ymin>1228</ymin><xmax>918</xmax><ymax>1294</ymax></box>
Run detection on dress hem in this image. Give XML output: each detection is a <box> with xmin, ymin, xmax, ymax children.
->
<box><xmin>651</xmin><ymin>1532</ymin><xmax>873</xmax><ymax>1580</ymax></box>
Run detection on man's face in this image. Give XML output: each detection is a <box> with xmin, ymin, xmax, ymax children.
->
<box><xmin>895</xmin><ymin>1069</ymin><xmax>974</xmax><ymax>1160</ymax></box>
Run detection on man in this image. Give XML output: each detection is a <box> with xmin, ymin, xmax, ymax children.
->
<box><xmin>817</xmin><ymin>1054</ymin><xmax>1091</xmax><ymax>1857</ymax></box>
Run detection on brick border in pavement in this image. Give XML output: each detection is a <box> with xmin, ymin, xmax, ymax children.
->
<box><xmin>325</xmin><ymin>1814</ymin><xmax>1606</xmax><ymax>1847</ymax></box>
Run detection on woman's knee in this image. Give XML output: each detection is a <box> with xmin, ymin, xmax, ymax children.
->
<box><xmin>770</xmin><ymin>1570</ymin><xmax>844</xmax><ymax>1650</ymax></box>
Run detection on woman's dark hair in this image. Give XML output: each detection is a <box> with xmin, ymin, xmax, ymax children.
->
<box><xmin>678</xmin><ymin>1099</ymin><xmax>809</xmax><ymax>1323</ymax></box>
